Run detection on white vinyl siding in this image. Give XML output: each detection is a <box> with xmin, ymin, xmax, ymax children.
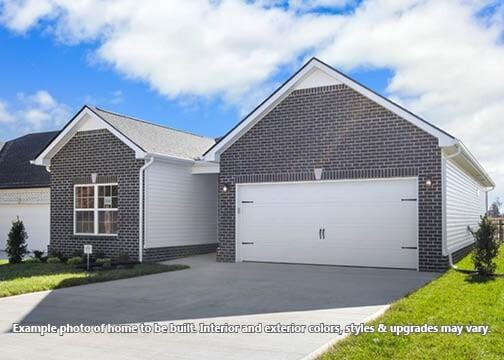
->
<box><xmin>0</xmin><ymin>188</ymin><xmax>50</xmax><ymax>252</ymax></box>
<box><xmin>144</xmin><ymin>160</ymin><xmax>217</xmax><ymax>248</ymax></box>
<box><xmin>446</xmin><ymin>158</ymin><xmax>486</xmax><ymax>252</ymax></box>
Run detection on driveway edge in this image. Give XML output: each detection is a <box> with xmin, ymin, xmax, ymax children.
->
<box><xmin>301</xmin><ymin>304</ymin><xmax>391</xmax><ymax>360</ymax></box>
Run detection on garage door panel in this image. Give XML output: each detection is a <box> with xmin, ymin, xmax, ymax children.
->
<box><xmin>237</xmin><ymin>179</ymin><xmax>418</xmax><ymax>269</ymax></box>
<box><xmin>242</xmin><ymin>245</ymin><xmax>417</xmax><ymax>269</ymax></box>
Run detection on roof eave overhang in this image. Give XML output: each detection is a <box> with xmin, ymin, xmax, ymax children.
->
<box><xmin>443</xmin><ymin>141</ymin><xmax>495</xmax><ymax>188</ymax></box>
<box><xmin>32</xmin><ymin>106</ymin><xmax>147</xmax><ymax>167</ymax></box>
<box><xmin>203</xmin><ymin>57</ymin><xmax>457</xmax><ymax>162</ymax></box>
<box><xmin>147</xmin><ymin>152</ymin><xmax>195</xmax><ymax>165</ymax></box>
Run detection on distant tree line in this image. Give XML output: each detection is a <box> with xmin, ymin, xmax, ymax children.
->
<box><xmin>488</xmin><ymin>198</ymin><xmax>502</xmax><ymax>218</ymax></box>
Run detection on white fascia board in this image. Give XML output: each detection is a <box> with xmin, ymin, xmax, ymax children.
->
<box><xmin>442</xmin><ymin>143</ymin><xmax>495</xmax><ymax>188</ymax></box>
<box><xmin>203</xmin><ymin>62</ymin><xmax>315</xmax><ymax>162</ymax></box>
<box><xmin>149</xmin><ymin>152</ymin><xmax>195</xmax><ymax>165</ymax></box>
<box><xmin>192</xmin><ymin>160</ymin><xmax>220</xmax><ymax>174</ymax></box>
<box><xmin>204</xmin><ymin>58</ymin><xmax>457</xmax><ymax>161</ymax></box>
<box><xmin>32</xmin><ymin>107</ymin><xmax>146</xmax><ymax>166</ymax></box>
<box><xmin>458</xmin><ymin>142</ymin><xmax>495</xmax><ymax>188</ymax></box>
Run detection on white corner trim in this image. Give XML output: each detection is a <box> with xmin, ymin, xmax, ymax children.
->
<box><xmin>204</xmin><ymin>58</ymin><xmax>457</xmax><ymax>162</ymax></box>
<box><xmin>32</xmin><ymin>106</ymin><xmax>147</xmax><ymax>166</ymax></box>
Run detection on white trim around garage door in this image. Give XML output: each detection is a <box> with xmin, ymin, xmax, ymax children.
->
<box><xmin>235</xmin><ymin>177</ymin><xmax>419</xmax><ymax>270</ymax></box>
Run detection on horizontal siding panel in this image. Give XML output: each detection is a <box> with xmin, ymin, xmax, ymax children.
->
<box><xmin>144</xmin><ymin>161</ymin><xmax>218</xmax><ymax>248</ymax></box>
<box><xmin>446</xmin><ymin>159</ymin><xmax>486</xmax><ymax>252</ymax></box>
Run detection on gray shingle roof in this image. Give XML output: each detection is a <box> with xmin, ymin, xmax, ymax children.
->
<box><xmin>91</xmin><ymin>107</ymin><xmax>214</xmax><ymax>160</ymax></box>
<box><xmin>0</xmin><ymin>131</ymin><xmax>59</xmax><ymax>189</ymax></box>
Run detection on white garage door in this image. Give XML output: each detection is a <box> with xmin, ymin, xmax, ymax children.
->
<box><xmin>0</xmin><ymin>188</ymin><xmax>50</xmax><ymax>253</ymax></box>
<box><xmin>236</xmin><ymin>178</ymin><xmax>418</xmax><ymax>269</ymax></box>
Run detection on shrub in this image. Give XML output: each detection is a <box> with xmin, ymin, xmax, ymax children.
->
<box><xmin>96</xmin><ymin>258</ymin><xmax>112</xmax><ymax>269</ymax></box>
<box><xmin>52</xmin><ymin>252</ymin><xmax>68</xmax><ymax>263</ymax></box>
<box><xmin>24</xmin><ymin>257</ymin><xmax>41</xmax><ymax>264</ymax></box>
<box><xmin>32</xmin><ymin>250</ymin><xmax>45</xmax><ymax>261</ymax></box>
<box><xmin>112</xmin><ymin>252</ymin><xmax>130</xmax><ymax>264</ymax></box>
<box><xmin>46</xmin><ymin>257</ymin><xmax>61</xmax><ymax>264</ymax></box>
<box><xmin>67</xmin><ymin>256</ymin><xmax>83</xmax><ymax>265</ymax></box>
<box><xmin>71</xmin><ymin>249</ymin><xmax>84</xmax><ymax>258</ymax></box>
<box><xmin>5</xmin><ymin>217</ymin><xmax>29</xmax><ymax>264</ymax></box>
<box><xmin>92</xmin><ymin>250</ymin><xmax>106</xmax><ymax>260</ymax></box>
<box><xmin>471</xmin><ymin>215</ymin><xmax>500</xmax><ymax>276</ymax></box>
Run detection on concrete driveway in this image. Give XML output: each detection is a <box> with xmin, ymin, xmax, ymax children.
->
<box><xmin>0</xmin><ymin>254</ymin><xmax>438</xmax><ymax>360</ymax></box>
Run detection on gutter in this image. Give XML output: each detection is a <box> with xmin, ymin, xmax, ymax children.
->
<box><xmin>139</xmin><ymin>156</ymin><xmax>155</xmax><ymax>262</ymax></box>
<box><xmin>442</xmin><ymin>143</ymin><xmax>495</xmax><ymax>269</ymax></box>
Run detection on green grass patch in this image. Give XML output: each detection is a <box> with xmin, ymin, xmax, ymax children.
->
<box><xmin>321</xmin><ymin>248</ymin><xmax>504</xmax><ymax>360</ymax></box>
<box><xmin>0</xmin><ymin>259</ymin><xmax>188</xmax><ymax>298</ymax></box>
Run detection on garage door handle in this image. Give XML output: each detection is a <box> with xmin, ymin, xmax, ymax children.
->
<box><xmin>322</xmin><ymin>228</ymin><xmax>326</xmax><ymax>239</ymax></box>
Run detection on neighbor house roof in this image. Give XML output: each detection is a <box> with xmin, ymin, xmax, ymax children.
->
<box><xmin>91</xmin><ymin>107</ymin><xmax>215</xmax><ymax>160</ymax></box>
<box><xmin>0</xmin><ymin>131</ymin><xmax>58</xmax><ymax>189</ymax></box>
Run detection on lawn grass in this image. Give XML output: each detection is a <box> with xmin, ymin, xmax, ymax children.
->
<box><xmin>321</xmin><ymin>248</ymin><xmax>504</xmax><ymax>360</ymax></box>
<box><xmin>0</xmin><ymin>259</ymin><xmax>188</xmax><ymax>298</ymax></box>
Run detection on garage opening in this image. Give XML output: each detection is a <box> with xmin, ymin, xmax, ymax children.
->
<box><xmin>236</xmin><ymin>178</ymin><xmax>418</xmax><ymax>269</ymax></box>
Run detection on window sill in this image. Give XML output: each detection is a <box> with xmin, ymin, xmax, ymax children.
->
<box><xmin>73</xmin><ymin>233</ymin><xmax>118</xmax><ymax>237</ymax></box>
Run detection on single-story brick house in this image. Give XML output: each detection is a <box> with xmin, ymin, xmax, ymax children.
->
<box><xmin>0</xmin><ymin>131</ymin><xmax>58</xmax><ymax>253</ymax></box>
<box><xmin>33</xmin><ymin>58</ymin><xmax>494</xmax><ymax>271</ymax></box>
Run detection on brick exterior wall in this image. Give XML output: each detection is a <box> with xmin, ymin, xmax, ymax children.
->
<box><xmin>451</xmin><ymin>243</ymin><xmax>474</xmax><ymax>264</ymax></box>
<box><xmin>50</xmin><ymin>129</ymin><xmax>144</xmax><ymax>260</ymax></box>
<box><xmin>218</xmin><ymin>84</ymin><xmax>448</xmax><ymax>272</ymax></box>
<box><xmin>144</xmin><ymin>243</ymin><xmax>218</xmax><ymax>262</ymax></box>
<box><xmin>50</xmin><ymin>129</ymin><xmax>217</xmax><ymax>262</ymax></box>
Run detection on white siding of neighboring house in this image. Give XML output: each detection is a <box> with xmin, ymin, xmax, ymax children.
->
<box><xmin>0</xmin><ymin>187</ymin><xmax>50</xmax><ymax>253</ymax></box>
<box><xmin>144</xmin><ymin>159</ymin><xmax>217</xmax><ymax>248</ymax></box>
<box><xmin>445</xmin><ymin>158</ymin><xmax>486</xmax><ymax>253</ymax></box>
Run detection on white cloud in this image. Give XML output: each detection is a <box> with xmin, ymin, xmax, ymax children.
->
<box><xmin>0</xmin><ymin>90</ymin><xmax>70</xmax><ymax>139</ymax></box>
<box><xmin>0</xmin><ymin>0</ymin><xmax>503</xmax><ymax>200</ymax></box>
<box><xmin>0</xmin><ymin>101</ymin><xmax>15</xmax><ymax>123</ymax></box>
<box><xmin>0</xmin><ymin>0</ymin><xmax>55</xmax><ymax>32</ymax></box>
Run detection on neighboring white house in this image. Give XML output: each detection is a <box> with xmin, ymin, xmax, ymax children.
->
<box><xmin>0</xmin><ymin>131</ymin><xmax>58</xmax><ymax>254</ymax></box>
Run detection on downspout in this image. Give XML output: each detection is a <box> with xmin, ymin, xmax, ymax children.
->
<box><xmin>485</xmin><ymin>186</ymin><xmax>496</xmax><ymax>215</ymax></box>
<box><xmin>443</xmin><ymin>144</ymin><xmax>462</xmax><ymax>268</ymax></box>
<box><xmin>139</xmin><ymin>156</ymin><xmax>155</xmax><ymax>262</ymax></box>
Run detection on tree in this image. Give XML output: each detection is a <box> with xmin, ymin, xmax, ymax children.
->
<box><xmin>471</xmin><ymin>215</ymin><xmax>499</xmax><ymax>276</ymax></box>
<box><xmin>5</xmin><ymin>217</ymin><xmax>28</xmax><ymax>264</ymax></box>
<box><xmin>488</xmin><ymin>198</ymin><xmax>502</xmax><ymax>218</ymax></box>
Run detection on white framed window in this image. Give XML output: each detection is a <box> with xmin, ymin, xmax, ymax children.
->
<box><xmin>74</xmin><ymin>183</ymin><xmax>118</xmax><ymax>236</ymax></box>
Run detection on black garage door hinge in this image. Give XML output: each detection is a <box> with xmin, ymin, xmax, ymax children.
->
<box><xmin>401</xmin><ymin>198</ymin><xmax>418</xmax><ymax>202</ymax></box>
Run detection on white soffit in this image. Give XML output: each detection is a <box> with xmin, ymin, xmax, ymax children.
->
<box><xmin>203</xmin><ymin>58</ymin><xmax>457</xmax><ymax>162</ymax></box>
<box><xmin>79</xmin><ymin>112</ymin><xmax>106</xmax><ymax>132</ymax></box>
<box><xmin>32</xmin><ymin>107</ymin><xmax>146</xmax><ymax>166</ymax></box>
<box><xmin>293</xmin><ymin>67</ymin><xmax>341</xmax><ymax>90</ymax></box>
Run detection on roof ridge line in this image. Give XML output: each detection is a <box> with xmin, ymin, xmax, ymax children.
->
<box><xmin>93</xmin><ymin>106</ymin><xmax>213</xmax><ymax>140</ymax></box>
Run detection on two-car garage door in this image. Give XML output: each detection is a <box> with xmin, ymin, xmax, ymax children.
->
<box><xmin>236</xmin><ymin>178</ymin><xmax>418</xmax><ymax>269</ymax></box>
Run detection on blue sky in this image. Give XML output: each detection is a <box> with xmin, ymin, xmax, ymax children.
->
<box><xmin>0</xmin><ymin>26</ymin><xmax>391</xmax><ymax>141</ymax></box>
<box><xmin>0</xmin><ymin>0</ymin><xmax>502</xmax><ymax>204</ymax></box>
<box><xmin>0</xmin><ymin>27</ymin><xmax>238</xmax><ymax>139</ymax></box>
